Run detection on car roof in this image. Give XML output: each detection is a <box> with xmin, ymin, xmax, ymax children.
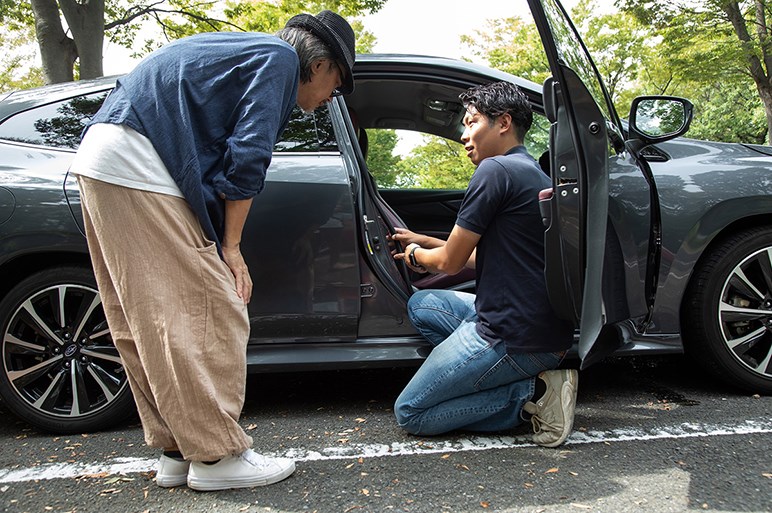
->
<box><xmin>0</xmin><ymin>75</ymin><xmax>117</xmax><ymax>122</ymax></box>
<box><xmin>0</xmin><ymin>55</ymin><xmax>544</xmax><ymax>141</ymax></box>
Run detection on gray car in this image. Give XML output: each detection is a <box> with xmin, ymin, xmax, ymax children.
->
<box><xmin>0</xmin><ymin>0</ymin><xmax>770</xmax><ymax>434</ymax></box>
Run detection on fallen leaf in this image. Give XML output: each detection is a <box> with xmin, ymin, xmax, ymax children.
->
<box><xmin>441</xmin><ymin>454</ymin><xmax>450</xmax><ymax>459</ymax></box>
<box><xmin>480</xmin><ymin>501</ymin><xmax>490</xmax><ymax>508</ymax></box>
<box><xmin>569</xmin><ymin>471</ymin><xmax>578</xmax><ymax>476</ymax></box>
<box><xmin>345</xmin><ymin>463</ymin><xmax>355</xmax><ymax>469</ymax></box>
<box><xmin>361</xmin><ymin>488</ymin><xmax>370</xmax><ymax>496</ymax></box>
<box><xmin>524</xmin><ymin>483</ymin><xmax>534</xmax><ymax>488</ymax></box>
<box><xmin>355</xmin><ymin>418</ymin><xmax>366</xmax><ymax>423</ymax></box>
<box><xmin>246</xmin><ymin>424</ymin><xmax>257</xmax><ymax>430</ymax></box>
<box><xmin>545</xmin><ymin>468</ymin><xmax>559</xmax><ymax>474</ymax></box>
<box><xmin>762</xmin><ymin>473</ymin><xmax>772</xmax><ymax>479</ymax></box>
<box><xmin>457</xmin><ymin>464</ymin><xmax>469</xmax><ymax>471</ymax></box>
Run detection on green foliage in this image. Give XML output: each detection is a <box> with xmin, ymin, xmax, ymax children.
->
<box><xmin>461</xmin><ymin>16</ymin><xmax>550</xmax><ymax>84</ymax></box>
<box><xmin>0</xmin><ymin>25</ymin><xmax>43</xmax><ymax>93</ymax></box>
<box><xmin>396</xmin><ymin>135</ymin><xmax>475</xmax><ymax>189</ymax></box>
<box><xmin>225</xmin><ymin>0</ymin><xmax>382</xmax><ymax>53</ymax></box>
<box><xmin>686</xmin><ymin>80</ymin><xmax>768</xmax><ymax>144</ymax></box>
<box><xmin>365</xmin><ymin>129</ymin><xmax>402</xmax><ymax>187</ymax></box>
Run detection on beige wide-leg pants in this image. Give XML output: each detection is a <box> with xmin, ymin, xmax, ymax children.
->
<box><xmin>77</xmin><ymin>176</ymin><xmax>252</xmax><ymax>461</ymax></box>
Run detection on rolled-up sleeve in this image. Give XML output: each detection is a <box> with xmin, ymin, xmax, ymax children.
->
<box><xmin>213</xmin><ymin>52</ymin><xmax>299</xmax><ymax>200</ymax></box>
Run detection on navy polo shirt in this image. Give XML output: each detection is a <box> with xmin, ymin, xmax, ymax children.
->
<box><xmin>456</xmin><ymin>146</ymin><xmax>574</xmax><ymax>353</ymax></box>
<box><xmin>87</xmin><ymin>32</ymin><xmax>300</xmax><ymax>248</ymax></box>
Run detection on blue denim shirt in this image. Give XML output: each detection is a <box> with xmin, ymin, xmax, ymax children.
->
<box><xmin>88</xmin><ymin>32</ymin><xmax>299</xmax><ymax>248</ymax></box>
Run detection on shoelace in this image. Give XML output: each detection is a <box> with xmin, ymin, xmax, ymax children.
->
<box><xmin>242</xmin><ymin>450</ymin><xmax>271</xmax><ymax>469</ymax></box>
<box><xmin>530</xmin><ymin>413</ymin><xmax>559</xmax><ymax>434</ymax></box>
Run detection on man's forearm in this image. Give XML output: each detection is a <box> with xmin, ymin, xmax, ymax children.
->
<box><xmin>223</xmin><ymin>198</ymin><xmax>254</xmax><ymax>248</ymax></box>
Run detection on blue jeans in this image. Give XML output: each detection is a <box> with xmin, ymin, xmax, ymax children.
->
<box><xmin>395</xmin><ymin>290</ymin><xmax>564</xmax><ymax>435</ymax></box>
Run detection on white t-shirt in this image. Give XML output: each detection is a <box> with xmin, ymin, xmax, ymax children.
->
<box><xmin>70</xmin><ymin>123</ymin><xmax>184</xmax><ymax>198</ymax></box>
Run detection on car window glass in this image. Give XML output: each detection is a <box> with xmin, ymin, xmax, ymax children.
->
<box><xmin>540</xmin><ymin>0</ymin><xmax>621</xmax><ymax>134</ymax></box>
<box><xmin>0</xmin><ymin>91</ymin><xmax>108</xmax><ymax>149</ymax></box>
<box><xmin>365</xmin><ymin>112</ymin><xmax>551</xmax><ymax>190</ymax></box>
<box><xmin>274</xmin><ymin>105</ymin><xmax>338</xmax><ymax>153</ymax></box>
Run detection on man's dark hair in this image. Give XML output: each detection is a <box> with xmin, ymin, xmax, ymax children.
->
<box><xmin>459</xmin><ymin>81</ymin><xmax>533</xmax><ymax>142</ymax></box>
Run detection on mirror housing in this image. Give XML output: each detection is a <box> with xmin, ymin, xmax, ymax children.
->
<box><xmin>626</xmin><ymin>96</ymin><xmax>694</xmax><ymax>152</ymax></box>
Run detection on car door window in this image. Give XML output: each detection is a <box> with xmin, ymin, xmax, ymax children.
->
<box><xmin>365</xmin><ymin>112</ymin><xmax>551</xmax><ymax>190</ymax></box>
<box><xmin>274</xmin><ymin>106</ymin><xmax>338</xmax><ymax>153</ymax></box>
<box><xmin>0</xmin><ymin>91</ymin><xmax>109</xmax><ymax>149</ymax></box>
<box><xmin>540</xmin><ymin>0</ymin><xmax>623</xmax><ymax>145</ymax></box>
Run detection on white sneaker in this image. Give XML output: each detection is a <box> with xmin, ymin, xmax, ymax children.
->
<box><xmin>155</xmin><ymin>454</ymin><xmax>190</xmax><ymax>487</ymax></box>
<box><xmin>187</xmin><ymin>449</ymin><xmax>295</xmax><ymax>491</ymax></box>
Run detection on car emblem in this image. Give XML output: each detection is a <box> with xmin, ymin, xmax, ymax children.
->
<box><xmin>64</xmin><ymin>345</ymin><xmax>78</xmax><ymax>358</ymax></box>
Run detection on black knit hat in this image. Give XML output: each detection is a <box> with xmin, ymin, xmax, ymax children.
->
<box><xmin>285</xmin><ymin>10</ymin><xmax>356</xmax><ymax>95</ymax></box>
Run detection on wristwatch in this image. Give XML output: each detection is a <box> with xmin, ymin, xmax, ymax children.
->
<box><xmin>408</xmin><ymin>244</ymin><xmax>421</xmax><ymax>268</ymax></box>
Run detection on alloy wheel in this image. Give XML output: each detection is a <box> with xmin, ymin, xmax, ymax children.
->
<box><xmin>2</xmin><ymin>284</ymin><xmax>126</xmax><ymax>420</ymax></box>
<box><xmin>719</xmin><ymin>246</ymin><xmax>772</xmax><ymax>381</ymax></box>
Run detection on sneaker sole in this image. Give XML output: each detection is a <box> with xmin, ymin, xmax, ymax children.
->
<box><xmin>156</xmin><ymin>474</ymin><xmax>188</xmax><ymax>488</ymax></box>
<box><xmin>187</xmin><ymin>461</ymin><xmax>296</xmax><ymax>491</ymax></box>
<box><xmin>541</xmin><ymin>370</ymin><xmax>578</xmax><ymax>448</ymax></box>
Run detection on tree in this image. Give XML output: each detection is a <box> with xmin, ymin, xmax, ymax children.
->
<box><xmin>618</xmin><ymin>0</ymin><xmax>772</xmax><ymax>144</ymax></box>
<box><xmin>0</xmin><ymin>24</ymin><xmax>44</xmax><ymax>93</ymax></box>
<box><xmin>1</xmin><ymin>0</ymin><xmax>384</xmax><ymax>85</ymax></box>
<box><xmin>364</xmin><ymin>129</ymin><xmax>402</xmax><ymax>188</ymax></box>
<box><xmin>397</xmin><ymin>135</ymin><xmax>475</xmax><ymax>189</ymax></box>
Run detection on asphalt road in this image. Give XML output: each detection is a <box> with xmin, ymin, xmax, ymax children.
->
<box><xmin>1</xmin><ymin>355</ymin><xmax>770</xmax><ymax>513</ymax></box>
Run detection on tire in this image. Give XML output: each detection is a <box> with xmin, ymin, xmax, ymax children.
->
<box><xmin>683</xmin><ymin>227</ymin><xmax>772</xmax><ymax>394</ymax></box>
<box><xmin>0</xmin><ymin>266</ymin><xmax>135</xmax><ymax>433</ymax></box>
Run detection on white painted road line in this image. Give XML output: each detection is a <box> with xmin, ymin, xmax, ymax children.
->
<box><xmin>1</xmin><ymin>418</ymin><xmax>770</xmax><ymax>484</ymax></box>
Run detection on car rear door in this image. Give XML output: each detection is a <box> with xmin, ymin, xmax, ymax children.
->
<box><xmin>527</xmin><ymin>0</ymin><xmax>651</xmax><ymax>367</ymax></box>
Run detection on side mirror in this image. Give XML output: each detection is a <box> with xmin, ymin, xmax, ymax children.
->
<box><xmin>627</xmin><ymin>96</ymin><xmax>694</xmax><ymax>150</ymax></box>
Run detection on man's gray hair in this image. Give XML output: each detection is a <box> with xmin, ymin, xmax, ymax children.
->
<box><xmin>276</xmin><ymin>27</ymin><xmax>336</xmax><ymax>83</ymax></box>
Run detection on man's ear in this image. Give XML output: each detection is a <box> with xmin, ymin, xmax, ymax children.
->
<box><xmin>498</xmin><ymin>113</ymin><xmax>513</xmax><ymax>134</ymax></box>
<box><xmin>309</xmin><ymin>59</ymin><xmax>326</xmax><ymax>79</ymax></box>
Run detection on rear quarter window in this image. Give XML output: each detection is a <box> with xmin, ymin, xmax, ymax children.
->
<box><xmin>0</xmin><ymin>91</ymin><xmax>109</xmax><ymax>149</ymax></box>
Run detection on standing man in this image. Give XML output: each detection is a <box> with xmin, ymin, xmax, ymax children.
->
<box><xmin>69</xmin><ymin>11</ymin><xmax>356</xmax><ymax>491</ymax></box>
<box><xmin>391</xmin><ymin>81</ymin><xmax>578</xmax><ymax>447</ymax></box>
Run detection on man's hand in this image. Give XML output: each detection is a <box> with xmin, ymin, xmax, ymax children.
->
<box><xmin>222</xmin><ymin>244</ymin><xmax>253</xmax><ymax>304</ymax></box>
<box><xmin>388</xmin><ymin>227</ymin><xmax>423</xmax><ymax>250</ymax></box>
<box><xmin>394</xmin><ymin>242</ymin><xmax>428</xmax><ymax>273</ymax></box>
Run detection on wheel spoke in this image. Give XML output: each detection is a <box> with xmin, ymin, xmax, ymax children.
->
<box><xmin>719</xmin><ymin>301</ymin><xmax>771</xmax><ymax>322</ymax></box>
<box><xmin>4</xmin><ymin>333</ymin><xmax>46</xmax><ymax>353</ymax></box>
<box><xmin>32</xmin><ymin>371</ymin><xmax>66</xmax><ymax>410</ymax></box>
<box><xmin>81</xmin><ymin>347</ymin><xmax>122</xmax><ymax>365</ymax></box>
<box><xmin>72</xmin><ymin>293</ymin><xmax>101</xmax><ymax>342</ymax></box>
<box><xmin>761</xmin><ymin>249</ymin><xmax>772</xmax><ymax>292</ymax></box>
<box><xmin>755</xmin><ymin>343</ymin><xmax>772</xmax><ymax>374</ymax></box>
<box><xmin>730</xmin><ymin>267</ymin><xmax>765</xmax><ymax>302</ymax></box>
<box><xmin>21</xmin><ymin>299</ymin><xmax>63</xmax><ymax>345</ymax></box>
<box><xmin>70</xmin><ymin>363</ymin><xmax>82</xmax><ymax>416</ymax></box>
<box><xmin>56</xmin><ymin>285</ymin><xmax>67</xmax><ymax>329</ymax></box>
<box><xmin>86</xmin><ymin>365</ymin><xmax>117</xmax><ymax>401</ymax></box>
<box><xmin>725</xmin><ymin>325</ymin><xmax>767</xmax><ymax>350</ymax></box>
<box><xmin>8</xmin><ymin>354</ymin><xmax>64</xmax><ymax>388</ymax></box>
<box><xmin>89</xmin><ymin>327</ymin><xmax>110</xmax><ymax>340</ymax></box>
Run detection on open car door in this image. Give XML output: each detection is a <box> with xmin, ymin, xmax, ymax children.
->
<box><xmin>528</xmin><ymin>0</ymin><xmax>647</xmax><ymax>368</ymax></box>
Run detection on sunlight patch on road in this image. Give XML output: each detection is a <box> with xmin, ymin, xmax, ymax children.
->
<box><xmin>1</xmin><ymin>418</ymin><xmax>770</xmax><ymax>484</ymax></box>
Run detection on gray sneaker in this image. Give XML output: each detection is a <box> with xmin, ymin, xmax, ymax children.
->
<box><xmin>187</xmin><ymin>449</ymin><xmax>295</xmax><ymax>491</ymax></box>
<box><xmin>523</xmin><ymin>369</ymin><xmax>578</xmax><ymax>448</ymax></box>
<box><xmin>155</xmin><ymin>454</ymin><xmax>190</xmax><ymax>487</ymax></box>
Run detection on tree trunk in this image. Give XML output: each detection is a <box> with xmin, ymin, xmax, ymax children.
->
<box><xmin>30</xmin><ymin>0</ymin><xmax>77</xmax><ymax>83</ymax></box>
<box><xmin>723</xmin><ymin>0</ymin><xmax>772</xmax><ymax>144</ymax></box>
<box><xmin>60</xmin><ymin>0</ymin><xmax>105</xmax><ymax>80</ymax></box>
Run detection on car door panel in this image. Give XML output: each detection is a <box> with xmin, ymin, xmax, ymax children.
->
<box><xmin>529</xmin><ymin>0</ymin><xmax>652</xmax><ymax>367</ymax></box>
